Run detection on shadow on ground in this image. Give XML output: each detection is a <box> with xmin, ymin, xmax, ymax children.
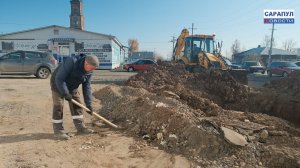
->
<box><xmin>0</xmin><ymin>133</ymin><xmax>55</xmax><ymax>144</ymax></box>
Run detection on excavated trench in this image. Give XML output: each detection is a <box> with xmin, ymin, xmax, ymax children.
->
<box><xmin>248</xmin><ymin>72</ymin><xmax>300</xmax><ymax>126</ymax></box>
<box><xmin>93</xmin><ymin>62</ymin><xmax>300</xmax><ymax>167</ymax></box>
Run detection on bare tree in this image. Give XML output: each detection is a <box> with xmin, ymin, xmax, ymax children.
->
<box><xmin>242</xmin><ymin>45</ymin><xmax>247</xmax><ymax>52</ymax></box>
<box><xmin>261</xmin><ymin>35</ymin><xmax>276</xmax><ymax>48</ymax></box>
<box><xmin>282</xmin><ymin>39</ymin><xmax>296</xmax><ymax>51</ymax></box>
<box><xmin>231</xmin><ymin>39</ymin><xmax>241</xmax><ymax>61</ymax></box>
<box><xmin>261</xmin><ymin>35</ymin><xmax>270</xmax><ymax>47</ymax></box>
<box><xmin>128</xmin><ymin>39</ymin><xmax>139</xmax><ymax>53</ymax></box>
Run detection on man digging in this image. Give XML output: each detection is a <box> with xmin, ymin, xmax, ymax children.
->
<box><xmin>50</xmin><ymin>54</ymin><xmax>99</xmax><ymax>140</ymax></box>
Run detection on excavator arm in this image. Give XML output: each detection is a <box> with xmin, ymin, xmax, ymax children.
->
<box><xmin>173</xmin><ymin>29</ymin><xmax>189</xmax><ymax>61</ymax></box>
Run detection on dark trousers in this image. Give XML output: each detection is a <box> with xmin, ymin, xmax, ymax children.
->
<box><xmin>51</xmin><ymin>89</ymin><xmax>85</xmax><ymax>132</ymax></box>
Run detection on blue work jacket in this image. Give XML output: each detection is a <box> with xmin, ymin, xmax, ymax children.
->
<box><xmin>51</xmin><ymin>55</ymin><xmax>93</xmax><ymax>106</ymax></box>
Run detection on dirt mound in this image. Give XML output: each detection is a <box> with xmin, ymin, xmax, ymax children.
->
<box><xmin>92</xmin><ymin>63</ymin><xmax>300</xmax><ymax>167</ymax></box>
<box><xmin>93</xmin><ymin>85</ymin><xmax>300</xmax><ymax>167</ymax></box>
<box><xmin>126</xmin><ymin>62</ymin><xmax>249</xmax><ymax>112</ymax></box>
<box><xmin>249</xmin><ymin>71</ymin><xmax>300</xmax><ymax>125</ymax></box>
<box><xmin>126</xmin><ymin>61</ymin><xmax>299</xmax><ymax>125</ymax></box>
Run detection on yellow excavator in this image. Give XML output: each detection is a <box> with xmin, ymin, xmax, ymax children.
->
<box><xmin>173</xmin><ymin>28</ymin><xmax>227</xmax><ymax>70</ymax></box>
<box><xmin>173</xmin><ymin>28</ymin><xmax>247</xmax><ymax>84</ymax></box>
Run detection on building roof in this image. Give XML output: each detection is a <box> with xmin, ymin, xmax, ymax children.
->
<box><xmin>0</xmin><ymin>25</ymin><xmax>124</xmax><ymax>48</ymax></box>
<box><xmin>236</xmin><ymin>46</ymin><xmax>296</xmax><ymax>57</ymax></box>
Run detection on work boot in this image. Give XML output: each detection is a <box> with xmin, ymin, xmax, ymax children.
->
<box><xmin>77</xmin><ymin>127</ymin><xmax>94</xmax><ymax>134</ymax></box>
<box><xmin>53</xmin><ymin>123</ymin><xmax>70</xmax><ymax>140</ymax></box>
<box><xmin>54</xmin><ymin>130</ymin><xmax>70</xmax><ymax>140</ymax></box>
<box><xmin>73</xmin><ymin>119</ymin><xmax>94</xmax><ymax>134</ymax></box>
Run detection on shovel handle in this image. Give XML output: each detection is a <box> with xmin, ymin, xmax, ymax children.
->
<box><xmin>71</xmin><ymin>99</ymin><xmax>118</xmax><ymax>128</ymax></box>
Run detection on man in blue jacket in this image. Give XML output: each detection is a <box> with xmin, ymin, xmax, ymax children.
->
<box><xmin>50</xmin><ymin>54</ymin><xmax>99</xmax><ymax>140</ymax></box>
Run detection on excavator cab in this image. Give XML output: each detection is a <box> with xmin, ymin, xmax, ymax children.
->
<box><xmin>181</xmin><ymin>35</ymin><xmax>225</xmax><ymax>70</ymax></box>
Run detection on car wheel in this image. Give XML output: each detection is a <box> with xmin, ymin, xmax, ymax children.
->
<box><xmin>36</xmin><ymin>67</ymin><xmax>50</xmax><ymax>79</ymax></box>
<box><xmin>282</xmin><ymin>72</ymin><xmax>288</xmax><ymax>77</ymax></box>
<box><xmin>267</xmin><ymin>71</ymin><xmax>272</xmax><ymax>77</ymax></box>
<box><xmin>128</xmin><ymin>67</ymin><xmax>134</xmax><ymax>72</ymax></box>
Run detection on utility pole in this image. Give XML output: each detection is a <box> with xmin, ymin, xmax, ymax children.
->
<box><xmin>189</xmin><ymin>23</ymin><xmax>198</xmax><ymax>58</ymax></box>
<box><xmin>170</xmin><ymin>35</ymin><xmax>176</xmax><ymax>61</ymax></box>
<box><xmin>188</xmin><ymin>23</ymin><xmax>198</xmax><ymax>36</ymax></box>
<box><xmin>268</xmin><ymin>23</ymin><xmax>275</xmax><ymax>66</ymax></box>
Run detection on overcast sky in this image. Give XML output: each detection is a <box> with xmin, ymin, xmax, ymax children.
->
<box><xmin>0</xmin><ymin>0</ymin><xmax>299</xmax><ymax>59</ymax></box>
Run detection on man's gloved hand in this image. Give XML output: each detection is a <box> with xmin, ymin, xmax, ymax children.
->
<box><xmin>64</xmin><ymin>94</ymin><xmax>72</xmax><ymax>101</ymax></box>
<box><xmin>86</xmin><ymin>105</ymin><xmax>93</xmax><ymax>115</ymax></box>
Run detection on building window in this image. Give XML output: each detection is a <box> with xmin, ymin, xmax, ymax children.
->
<box><xmin>2</xmin><ymin>42</ymin><xmax>14</xmax><ymax>51</ymax></box>
<box><xmin>54</xmin><ymin>29</ymin><xmax>59</xmax><ymax>35</ymax></box>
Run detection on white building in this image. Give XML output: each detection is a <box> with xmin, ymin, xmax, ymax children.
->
<box><xmin>0</xmin><ymin>0</ymin><xmax>126</xmax><ymax>69</ymax></box>
<box><xmin>0</xmin><ymin>25</ymin><xmax>125</xmax><ymax>69</ymax></box>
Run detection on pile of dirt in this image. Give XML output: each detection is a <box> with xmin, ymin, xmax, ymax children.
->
<box><xmin>249</xmin><ymin>71</ymin><xmax>300</xmax><ymax>125</ymax></box>
<box><xmin>93</xmin><ymin>85</ymin><xmax>300</xmax><ymax>167</ymax></box>
<box><xmin>126</xmin><ymin>62</ymin><xmax>249</xmax><ymax>112</ymax></box>
<box><xmin>93</xmin><ymin>62</ymin><xmax>299</xmax><ymax>167</ymax></box>
<box><xmin>126</xmin><ymin>61</ymin><xmax>299</xmax><ymax>125</ymax></box>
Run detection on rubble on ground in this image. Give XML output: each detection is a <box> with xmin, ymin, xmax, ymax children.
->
<box><xmin>93</xmin><ymin>62</ymin><xmax>300</xmax><ymax>167</ymax></box>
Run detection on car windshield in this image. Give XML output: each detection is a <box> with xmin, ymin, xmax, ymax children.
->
<box><xmin>224</xmin><ymin>59</ymin><xmax>232</xmax><ymax>66</ymax></box>
<box><xmin>126</xmin><ymin>60</ymin><xmax>138</xmax><ymax>64</ymax></box>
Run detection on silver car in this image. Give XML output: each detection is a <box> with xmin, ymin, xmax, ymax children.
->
<box><xmin>0</xmin><ymin>51</ymin><xmax>57</xmax><ymax>79</ymax></box>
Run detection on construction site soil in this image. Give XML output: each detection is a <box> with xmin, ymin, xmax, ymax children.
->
<box><xmin>93</xmin><ymin>62</ymin><xmax>300</xmax><ymax>167</ymax></box>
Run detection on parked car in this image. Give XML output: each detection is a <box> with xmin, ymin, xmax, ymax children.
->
<box><xmin>123</xmin><ymin>59</ymin><xmax>156</xmax><ymax>72</ymax></box>
<box><xmin>230</xmin><ymin>61</ymin><xmax>243</xmax><ymax>69</ymax></box>
<box><xmin>0</xmin><ymin>50</ymin><xmax>57</xmax><ymax>79</ymax></box>
<box><xmin>223</xmin><ymin>59</ymin><xmax>242</xmax><ymax>69</ymax></box>
<box><xmin>242</xmin><ymin>61</ymin><xmax>266</xmax><ymax>73</ymax></box>
<box><xmin>294</xmin><ymin>61</ymin><xmax>300</xmax><ymax>66</ymax></box>
<box><xmin>267</xmin><ymin>61</ymin><xmax>300</xmax><ymax>77</ymax></box>
<box><xmin>230</xmin><ymin>64</ymin><xmax>242</xmax><ymax>69</ymax></box>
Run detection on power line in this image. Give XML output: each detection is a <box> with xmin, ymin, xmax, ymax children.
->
<box><xmin>169</xmin><ymin>35</ymin><xmax>176</xmax><ymax>61</ymax></box>
<box><xmin>188</xmin><ymin>23</ymin><xmax>198</xmax><ymax>36</ymax></box>
<box><xmin>268</xmin><ymin>23</ymin><xmax>276</xmax><ymax>66</ymax></box>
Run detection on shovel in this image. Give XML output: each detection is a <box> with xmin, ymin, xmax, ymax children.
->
<box><xmin>71</xmin><ymin>99</ymin><xmax>119</xmax><ymax>129</ymax></box>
